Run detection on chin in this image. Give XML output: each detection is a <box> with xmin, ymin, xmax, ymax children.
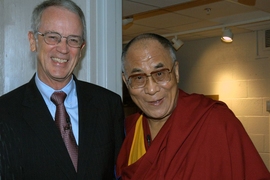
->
<box><xmin>146</xmin><ymin>111</ymin><xmax>167</xmax><ymax>120</ymax></box>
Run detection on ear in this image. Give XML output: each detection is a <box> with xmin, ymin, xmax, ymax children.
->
<box><xmin>79</xmin><ymin>42</ymin><xmax>86</xmax><ymax>58</ymax></box>
<box><xmin>174</xmin><ymin>61</ymin><xmax>180</xmax><ymax>83</ymax></box>
<box><xmin>28</xmin><ymin>31</ymin><xmax>37</xmax><ymax>52</ymax></box>
<box><xmin>122</xmin><ymin>73</ymin><xmax>129</xmax><ymax>88</ymax></box>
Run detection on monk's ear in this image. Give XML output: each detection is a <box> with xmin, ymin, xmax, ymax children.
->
<box><xmin>122</xmin><ymin>73</ymin><xmax>129</xmax><ymax>88</ymax></box>
<box><xmin>174</xmin><ymin>61</ymin><xmax>180</xmax><ymax>83</ymax></box>
<box><xmin>28</xmin><ymin>31</ymin><xmax>37</xmax><ymax>52</ymax></box>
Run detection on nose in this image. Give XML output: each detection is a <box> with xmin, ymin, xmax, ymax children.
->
<box><xmin>56</xmin><ymin>37</ymin><xmax>69</xmax><ymax>54</ymax></box>
<box><xmin>144</xmin><ymin>76</ymin><xmax>160</xmax><ymax>95</ymax></box>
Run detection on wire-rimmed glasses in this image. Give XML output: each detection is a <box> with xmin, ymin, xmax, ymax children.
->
<box><xmin>37</xmin><ymin>31</ymin><xmax>84</xmax><ymax>48</ymax></box>
<box><xmin>127</xmin><ymin>62</ymin><xmax>176</xmax><ymax>89</ymax></box>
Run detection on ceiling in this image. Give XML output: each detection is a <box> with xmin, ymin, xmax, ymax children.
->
<box><xmin>122</xmin><ymin>0</ymin><xmax>270</xmax><ymax>44</ymax></box>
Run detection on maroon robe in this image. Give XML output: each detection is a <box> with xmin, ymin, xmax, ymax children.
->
<box><xmin>116</xmin><ymin>89</ymin><xmax>270</xmax><ymax>180</ymax></box>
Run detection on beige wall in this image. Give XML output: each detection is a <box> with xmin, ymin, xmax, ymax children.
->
<box><xmin>177</xmin><ymin>31</ymin><xmax>270</xmax><ymax>169</ymax></box>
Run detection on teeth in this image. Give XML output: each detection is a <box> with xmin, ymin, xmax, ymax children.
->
<box><xmin>52</xmin><ymin>57</ymin><xmax>68</xmax><ymax>63</ymax></box>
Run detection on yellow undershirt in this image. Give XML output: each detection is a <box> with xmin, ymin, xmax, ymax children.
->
<box><xmin>128</xmin><ymin>114</ymin><xmax>146</xmax><ymax>165</ymax></box>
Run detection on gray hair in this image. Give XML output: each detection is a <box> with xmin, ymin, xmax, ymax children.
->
<box><xmin>121</xmin><ymin>33</ymin><xmax>176</xmax><ymax>73</ymax></box>
<box><xmin>31</xmin><ymin>0</ymin><xmax>86</xmax><ymax>41</ymax></box>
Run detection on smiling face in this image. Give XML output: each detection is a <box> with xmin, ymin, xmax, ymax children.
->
<box><xmin>28</xmin><ymin>6</ymin><xmax>85</xmax><ymax>89</ymax></box>
<box><xmin>123</xmin><ymin>39</ymin><xmax>179</xmax><ymax>121</ymax></box>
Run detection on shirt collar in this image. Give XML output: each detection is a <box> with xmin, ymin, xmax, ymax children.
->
<box><xmin>35</xmin><ymin>73</ymin><xmax>75</xmax><ymax>102</ymax></box>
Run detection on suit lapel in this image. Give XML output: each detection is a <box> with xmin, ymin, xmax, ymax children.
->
<box><xmin>22</xmin><ymin>76</ymin><xmax>76</xmax><ymax>179</ymax></box>
<box><xmin>75</xmin><ymin>79</ymin><xmax>100</xmax><ymax>174</ymax></box>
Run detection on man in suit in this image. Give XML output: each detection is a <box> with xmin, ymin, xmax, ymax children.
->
<box><xmin>0</xmin><ymin>0</ymin><xmax>124</xmax><ymax>179</ymax></box>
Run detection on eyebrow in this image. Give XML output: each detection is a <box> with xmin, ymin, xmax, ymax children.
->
<box><xmin>130</xmin><ymin>63</ymin><xmax>165</xmax><ymax>74</ymax></box>
<box><xmin>44</xmin><ymin>31</ymin><xmax>82</xmax><ymax>37</ymax></box>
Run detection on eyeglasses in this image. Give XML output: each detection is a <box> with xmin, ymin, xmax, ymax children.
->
<box><xmin>127</xmin><ymin>62</ymin><xmax>176</xmax><ymax>89</ymax></box>
<box><xmin>37</xmin><ymin>32</ymin><xmax>84</xmax><ymax>48</ymax></box>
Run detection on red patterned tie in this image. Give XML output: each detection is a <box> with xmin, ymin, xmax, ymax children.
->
<box><xmin>51</xmin><ymin>91</ymin><xmax>78</xmax><ymax>171</ymax></box>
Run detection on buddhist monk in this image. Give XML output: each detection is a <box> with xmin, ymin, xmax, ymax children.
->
<box><xmin>116</xmin><ymin>33</ymin><xmax>270</xmax><ymax>180</ymax></box>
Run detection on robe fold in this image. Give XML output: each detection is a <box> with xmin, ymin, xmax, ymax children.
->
<box><xmin>116</xmin><ymin>89</ymin><xmax>270</xmax><ymax>180</ymax></box>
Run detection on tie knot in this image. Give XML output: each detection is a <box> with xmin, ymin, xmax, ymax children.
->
<box><xmin>51</xmin><ymin>91</ymin><xmax>67</xmax><ymax>106</ymax></box>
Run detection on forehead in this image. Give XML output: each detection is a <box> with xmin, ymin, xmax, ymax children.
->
<box><xmin>125</xmin><ymin>39</ymin><xmax>172</xmax><ymax>72</ymax></box>
<box><xmin>39</xmin><ymin>6</ymin><xmax>83</xmax><ymax>33</ymax></box>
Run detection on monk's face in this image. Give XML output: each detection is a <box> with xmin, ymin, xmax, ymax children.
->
<box><xmin>123</xmin><ymin>39</ymin><xmax>179</xmax><ymax>120</ymax></box>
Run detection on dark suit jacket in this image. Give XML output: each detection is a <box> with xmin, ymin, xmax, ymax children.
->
<box><xmin>0</xmin><ymin>74</ymin><xmax>125</xmax><ymax>180</ymax></box>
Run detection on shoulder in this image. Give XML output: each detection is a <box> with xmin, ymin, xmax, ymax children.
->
<box><xmin>0</xmin><ymin>75</ymin><xmax>37</xmax><ymax>104</ymax></box>
<box><xmin>0</xmin><ymin>84</ymin><xmax>30</xmax><ymax>134</ymax></box>
<box><xmin>75</xmin><ymin>80</ymin><xmax>123</xmax><ymax>110</ymax></box>
<box><xmin>76</xmin><ymin>80</ymin><xmax>121</xmax><ymax>98</ymax></box>
<box><xmin>207</xmin><ymin>103</ymin><xmax>241</xmax><ymax>127</ymax></box>
<box><xmin>177</xmin><ymin>89</ymin><xmax>238</xmax><ymax>125</ymax></box>
<box><xmin>125</xmin><ymin>113</ymin><xmax>141</xmax><ymax>133</ymax></box>
<box><xmin>179</xmin><ymin>89</ymin><xmax>218</xmax><ymax>105</ymax></box>
<box><xmin>185</xmin><ymin>92</ymin><xmax>242</xmax><ymax>129</ymax></box>
<box><xmin>0</xmin><ymin>84</ymin><xmax>28</xmax><ymax>106</ymax></box>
